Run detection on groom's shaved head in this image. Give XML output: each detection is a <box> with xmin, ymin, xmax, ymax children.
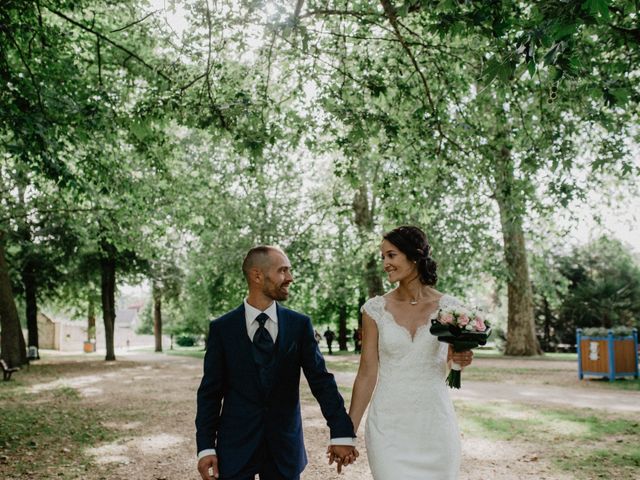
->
<box><xmin>242</xmin><ymin>245</ymin><xmax>283</xmax><ymax>281</ymax></box>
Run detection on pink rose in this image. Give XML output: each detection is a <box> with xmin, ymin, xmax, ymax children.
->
<box><xmin>458</xmin><ymin>313</ymin><xmax>470</xmax><ymax>326</ymax></box>
<box><xmin>440</xmin><ymin>312</ymin><xmax>454</xmax><ymax>324</ymax></box>
<box><xmin>475</xmin><ymin>316</ymin><xmax>486</xmax><ymax>332</ymax></box>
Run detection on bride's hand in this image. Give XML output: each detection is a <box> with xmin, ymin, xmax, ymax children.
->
<box><xmin>448</xmin><ymin>345</ymin><xmax>473</xmax><ymax>367</ymax></box>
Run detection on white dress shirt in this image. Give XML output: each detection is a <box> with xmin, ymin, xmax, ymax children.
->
<box><xmin>244</xmin><ymin>298</ymin><xmax>279</xmax><ymax>342</ymax></box>
<box><xmin>197</xmin><ymin>299</ymin><xmax>354</xmax><ymax>460</ymax></box>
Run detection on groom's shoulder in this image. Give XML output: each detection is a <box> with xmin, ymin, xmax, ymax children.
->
<box><xmin>209</xmin><ymin>305</ymin><xmax>243</xmax><ymax>327</ymax></box>
<box><xmin>279</xmin><ymin>305</ymin><xmax>310</xmax><ymax>323</ymax></box>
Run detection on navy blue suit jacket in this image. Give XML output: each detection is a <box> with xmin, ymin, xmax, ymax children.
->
<box><xmin>195</xmin><ymin>303</ymin><xmax>355</xmax><ymax>478</ymax></box>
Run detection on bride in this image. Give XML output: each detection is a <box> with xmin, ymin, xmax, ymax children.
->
<box><xmin>347</xmin><ymin>225</ymin><xmax>473</xmax><ymax>479</ymax></box>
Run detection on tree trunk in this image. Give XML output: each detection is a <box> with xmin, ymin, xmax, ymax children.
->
<box><xmin>337</xmin><ymin>304</ymin><xmax>348</xmax><ymax>351</ymax></box>
<box><xmin>16</xmin><ymin>178</ymin><xmax>39</xmax><ymax>358</ymax></box>
<box><xmin>365</xmin><ymin>255</ymin><xmax>384</xmax><ymax>298</ymax></box>
<box><xmin>493</xmin><ymin>146</ymin><xmax>542</xmax><ymax>356</ymax></box>
<box><xmin>353</xmin><ymin>182</ymin><xmax>384</xmax><ymax>298</ymax></box>
<box><xmin>542</xmin><ymin>295</ymin><xmax>551</xmax><ymax>351</ymax></box>
<box><xmin>357</xmin><ymin>294</ymin><xmax>366</xmax><ymax>329</ymax></box>
<box><xmin>22</xmin><ymin>259</ymin><xmax>39</xmax><ymax>359</ymax></box>
<box><xmin>0</xmin><ymin>232</ymin><xmax>28</xmax><ymax>367</ymax></box>
<box><xmin>153</xmin><ymin>282</ymin><xmax>163</xmax><ymax>353</ymax></box>
<box><xmin>88</xmin><ymin>296</ymin><xmax>96</xmax><ymax>340</ymax></box>
<box><xmin>100</xmin><ymin>241</ymin><xmax>117</xmax><ymax>361</ymax></box>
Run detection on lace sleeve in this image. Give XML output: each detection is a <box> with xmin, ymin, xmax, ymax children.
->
<box><xmin>361</xmin><ymin>296</ymin><xmax>386</xmax><ymax>326</ymax></box>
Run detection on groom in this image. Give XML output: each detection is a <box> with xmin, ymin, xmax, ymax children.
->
<box><xmin>196</xmin><ymin>246</ymin><xmax>358</xmax><ymax>480</ymax></box>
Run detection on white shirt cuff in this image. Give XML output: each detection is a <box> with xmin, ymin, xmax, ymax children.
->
<box><xmin>330</xmin><ymin>437</ymin><xmax>356</xmax><ymax>446</ymax></box>
<box><xmin>197</xmin><ymin>449</ymin><xmax>216</xmax><ymax>459</ymax></box>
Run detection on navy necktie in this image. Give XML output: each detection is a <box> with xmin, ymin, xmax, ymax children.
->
<box><xmin>253</xmin><ymin>312</ymin><xmax>274</xmax><ymax>356</ymax></box>
<box><xmin>253</xmin><ymin>313</ymin><xmax>275</xmax><ymax>391</ymax></box>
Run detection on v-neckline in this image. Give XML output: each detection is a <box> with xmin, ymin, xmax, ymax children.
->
<box><xmin>380</xmin><ymin>294</ymin><xmax>444</xmax><ymax>342</ymax></box>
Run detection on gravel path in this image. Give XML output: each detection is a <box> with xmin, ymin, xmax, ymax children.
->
<box><xmin>452</xmin><ymin>380</ymin><xmax>640</xmax><ymax>413</ymax></box>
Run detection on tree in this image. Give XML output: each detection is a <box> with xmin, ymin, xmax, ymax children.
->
<box><xmin>0</xmin><ymin>231</ymin><xmax>27</xmax><ymax>367</ymax></box>
<box><xmin>557</xmin><ymin>237</ymin><xmax>640</xmax><ymax>335</ymax></box>
<box><xmin>286</xmin><ymin>0</ymin><xmax>638</xmax><ymax>355</ymax></box>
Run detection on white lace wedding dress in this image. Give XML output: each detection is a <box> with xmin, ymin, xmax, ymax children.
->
<box><xmin>362</xmin><ymin>294</ymin><xmax>461</xmax><ymax>480</ymax></box>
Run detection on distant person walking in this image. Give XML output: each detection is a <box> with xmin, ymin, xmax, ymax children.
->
<box><xmin>323</xmin><ymin>328</ymin><xmax>336</xmax><ymax>355</ymax></box>
<box><xmin>352</xmin><ymin>328</ymin><xmax>362</xmax><ymax>354</ymax></box>
<box><xmin>314</xmin><ymin>329</ymin><xmax>322</xmax><ymax>344</ymax></box>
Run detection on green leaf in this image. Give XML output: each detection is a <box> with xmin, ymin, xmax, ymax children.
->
<box><xmin>610</xmin><ymin>88</ymin><xmax>630</xmax><ymax>105</ymax></box>
<box><xmin>437</xmin><ymin>0</ymin><xmax>457</xmax><ymax>12</ymax></box>
<box><xmin>130</xmin><ymin>121</ymin><xmax>152</xmax><ymax>142</ymax></box>
<box><xmin>581</xmin><ymin>0</ymin><xmax>610</xmax><ymax>21</ymax></box>
<box><xmin>551</xmin><ymin>22</ymin><xmax>578</xmax><ymax>40</ymax></box>
<box><xmin>481</xmin><ymin>58</ymin><xmax>502</xmax><ymax>84</ymax></box>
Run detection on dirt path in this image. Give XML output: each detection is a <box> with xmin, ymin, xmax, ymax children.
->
<box><xmin>17</xmin><ymin>350</ymin><xmax>639</xmax><ymax>480</ymax></box>
<box><xmin>452</xmin><ymin>380</ymin><xmax>640</xmax><ymax>413</ymax></box>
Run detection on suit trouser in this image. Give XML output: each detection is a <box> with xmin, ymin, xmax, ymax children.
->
<box><xmin>223</xmin><ymin>440</ymin><xmax>300</xmax><ymax>480</ymax></box>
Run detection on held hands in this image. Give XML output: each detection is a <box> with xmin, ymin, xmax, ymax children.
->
<box><xmin>197</xmin><ymin>454</ymin><xmax>219</xmax><ymax>480</ymax></box>
<box><xmin>327</xmin><ymin>445</ymin><xmax>359</xmax><ymax>473</ymax></box>
<box><xmin>448</xmin><ymin>345</ymin><xmax>473</xmax><ymax>368</ymax></box>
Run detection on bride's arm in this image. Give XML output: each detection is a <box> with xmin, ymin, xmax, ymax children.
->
<box><xmin>348</xmin><ymin>312</ymin><xmax>379</xmax><ymax>434</ymax></box>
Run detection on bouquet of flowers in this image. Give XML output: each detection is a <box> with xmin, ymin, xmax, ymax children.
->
<box><xmin>430</xmin><ymin>306</ymin><xmax>491</xmax><ymax>389</ymax></box>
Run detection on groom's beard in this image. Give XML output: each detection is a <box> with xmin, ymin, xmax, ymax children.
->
<box><xmin>263</xmin><ymin>278</ymin><xmax>291</xmax><ymax>301</ymax></box>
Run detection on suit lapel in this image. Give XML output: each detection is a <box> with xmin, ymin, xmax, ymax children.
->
<box><xmin>270</xmin><ymin>303</ymin><xmax>296</xmax><ymax>397</ymax></box>
<box><xmin>275</xmin><ymin>302</ymin><xmax>290</xmax><ymax>361</ymax></box>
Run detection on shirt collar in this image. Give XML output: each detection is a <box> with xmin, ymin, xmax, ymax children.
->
<box><xmin>244</xmin><ymin>298</ymin><xmax>278</xmax><ymax>323</ymax></box>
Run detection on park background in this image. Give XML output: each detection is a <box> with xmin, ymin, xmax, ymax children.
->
<box><xmin>1</xmin><ymin>0</ymin><xmax>639</xmax><ymax>479</ymax></box>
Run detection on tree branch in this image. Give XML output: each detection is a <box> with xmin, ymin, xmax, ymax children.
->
<box><xmin>43</xmin><ymin>6</ymin><xmax>173</xmax><ymax>82</ymax></box>
<box><xmin>262</xmin><ymin>32</ymin><xmax>277</xmax><ymax>126</ymax></box>
<box><xmin>293</xmin><ymin>0</ymin><xmax>305</xmax><ymax>24</ymax></box>
<box><xmin>298</xmin><ymin>9</ymin><xmax>380</xmax><ymax>20</ymax></box>
<box><xmin>4</xmin><ymin>29</ymin><xmax>46</xmax><ymax>115</ymax></box>
<box><xmin>0</xmin><ymin>206</ymin><xmax>118</xmax><ymax>224</ymax></box>
<box><xmin>608</xmin><ymin>23</ymin><xmax>640</xmax><ymax>43</ymax></box>
<box><xmin>378</xmin><ymin>0</ymin><xmax>466</xmax><ymax>154</ymax></box>
<box><xmin>110</xmin><ymin>9</ymin><xmax>160</xmax><ymax>33</ymax></box>
<box><xmin>96</xmin><ymin>35</ymin><xmax>102</xmax><ymax>88</ymax></box>
<box><xmin>178</xmin><ymin>72</ymin><xmax>207</xmax><ymax>93</ymax></box>
<box><xmin>202</xmin><ymin>0</ymin><xmax>227</xmax><ymax>129</ymax></box>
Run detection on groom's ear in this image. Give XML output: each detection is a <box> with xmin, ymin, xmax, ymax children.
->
<box><xmin>248</xmin><ymin>266</ymin><xmax>264</xmax><ymax>285</ymax></box>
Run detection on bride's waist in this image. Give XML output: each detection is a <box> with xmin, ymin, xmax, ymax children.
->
<box><xmin>378</xmin><ymin>362</ymin><xmax>443</xmax><ymax>376</ymax></box>
<box><xmin>370</xmin><ymin>377</ymin><xmax>450</xmax><ymax>409</ymax></box>
<box><xmin>376</xmin><ymin>369</ymin><xmax>444</xmax><ymax>386</ymax></box>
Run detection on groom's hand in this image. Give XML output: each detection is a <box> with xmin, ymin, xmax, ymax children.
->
<box><xmin>197</xmin><ymin>454</ymin><xmax>219</xmax><ymax>480</ymax></box>
<box><xmin>327</xmin><ymin>445</ymin><xmax>359</xmax><ymax>473</ymax></box>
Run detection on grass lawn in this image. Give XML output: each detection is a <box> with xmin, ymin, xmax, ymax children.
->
<box><xmin>473</xmin><ymin>349</ymin><xmax>578</xmax><ymax>361</ymax></box>
<box><xmin>456</xmin><ymin>401</ymin><xmax>640</xmax><ymax>479</ymax></box>
<box><xmin>163</xmin><ymin>346</ymin><xmax>206</xmax><ymax>359</ymax></box>
<box><xmin>0</xmin><ymin>365</ymin><xmax>142</xmax><ymax>479</ymax></box>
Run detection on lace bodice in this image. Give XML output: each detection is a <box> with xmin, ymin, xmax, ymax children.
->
<box><xmin>362</xmin><ymin>294</ymin><xmax>463</xmax><ymax>383</ymax></box>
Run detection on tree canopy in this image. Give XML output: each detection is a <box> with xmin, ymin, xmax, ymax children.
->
<box><xmin>1</xmin><ymin>0</ymin><xmax>638</xmax><ymax>365</ymax></box>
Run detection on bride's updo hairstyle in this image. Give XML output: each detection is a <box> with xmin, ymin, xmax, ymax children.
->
<box><xmin>383</xmin><ymin>225</ymin><xmax>438</xmax><ymax>286</ymax></box>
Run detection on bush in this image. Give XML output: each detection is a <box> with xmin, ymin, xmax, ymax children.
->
<box><xmin>581</xmin><ymin>326</ymin><xmax>636</xmax><ymax>337</ymax></box>
<box><xmin>176</xmin><ymin>334</ymin><xmax>197</xmax><ymax>347</ymax></box>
